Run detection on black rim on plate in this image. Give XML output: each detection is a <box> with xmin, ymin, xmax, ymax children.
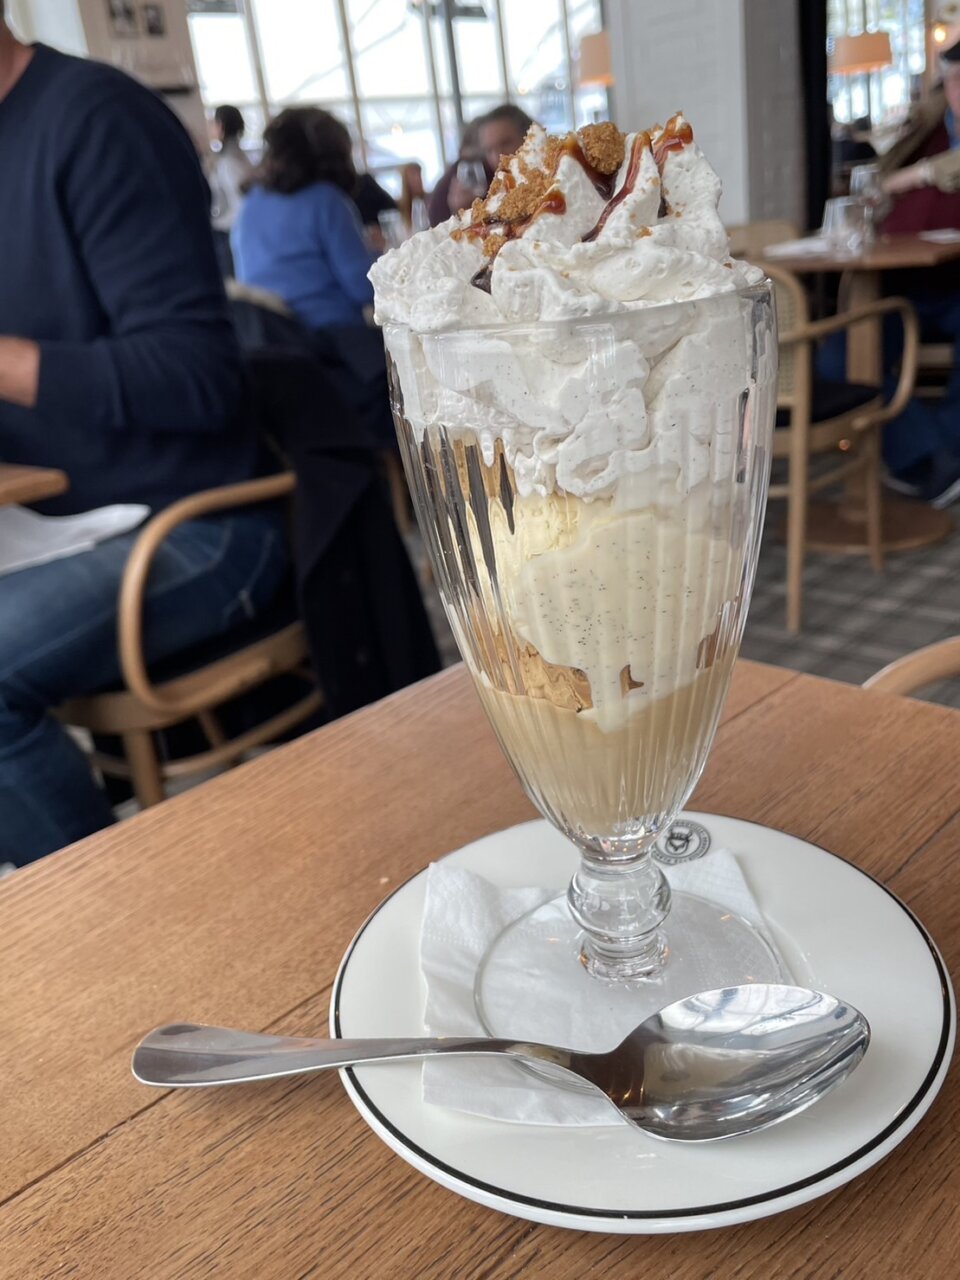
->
<box><xmin>332</xmin><ymin>818</ymin><xmax>953</xmax><ymax>1222</ymax></box>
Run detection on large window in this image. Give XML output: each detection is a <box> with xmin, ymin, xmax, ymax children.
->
<box><xmin>188</xmin><ymin>0</ymin><xmax>605</xmax><ymax>189</ymax></box>
<box><xmin>827</xmin><ymin>0</ymin><xmax>927</xmax><ymax>125</ymax></box>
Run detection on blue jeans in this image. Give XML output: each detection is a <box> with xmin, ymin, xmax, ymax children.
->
<box><xmin>0</xmin><ymin>511</ymin><xmax>288</xmax><ymax>867</ymax></box>
<box><xmin>818</xmin><ymin>294</ymin><xmax>960</xmax><ymax>473</ymax></box>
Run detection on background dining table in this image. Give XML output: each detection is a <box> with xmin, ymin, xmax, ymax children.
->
<box><xmin>761</xmin><ymin>231</ymin><xmax>960</xmax><ymax>554</ymax></box>
<box><xmin>0</xmin><ymin>462</ymin><xmax>68</xmax><ymax>507</ymax></box>
<box><xmin>1</xmin><ymin>660</ymin><xmax>957</xmax><ymax>1277</ymax></box>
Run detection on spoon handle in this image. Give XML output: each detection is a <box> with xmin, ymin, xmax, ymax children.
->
<box><xmin>132</xmin><ymin>1022</ymin><xmax>574</xmax><ymax>1088</ymax></box>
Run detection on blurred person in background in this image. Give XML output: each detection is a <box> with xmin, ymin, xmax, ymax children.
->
<box><xmin>857</xmin><ymin>36</ymin><xmax>960</xmax><ymax>505</ymax></box>
<box><xmin>233</xmin><ymin>107</ymin><xmax>393</xmax><ymax>444</ymax></box>
<box><xmin>0</xmin><ymin>10</ymin><xmax>288</xmax><ymax>867</ymax></box>
<box><xmin>881</xmin><ymin>41</ymin><xmax>960</xmax><ymax>202</ymax></box>
<box><xmin>428</xmin><ymin>118</ymin><xmax>486</xmax><ymax>227</ymax></box>
<box><xmin>428</xmin><ymin>104</ymin><xmax>534</xmax><ymax>227</ymax></box>
<box><xmin>477</xmin><ymin>103</ymin><xmax>534</xmax><ymax>172</ymax></box>
<box><xmin>352</xmin><ymin>166</ymin><xmax>398</xmax><ymax>252</ymax></box>
<box><xmin>234</xmin><ymin>107</ymin><xmax>374</xmax><ymax>329</ymax></box>
<box><xmin>208</xmin><ymin>103</ymin><xmax>253</xmax><ymax>277</ymax></box>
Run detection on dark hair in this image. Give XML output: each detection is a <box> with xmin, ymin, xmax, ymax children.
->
<box><xmin>255</xmin><ymin>107</ymin><xmax>356</xmax><ymax>196</ymax></box>
<box><xmin>476</xmin><ymin>103</ymin><xmax>535</xmax><ymax>136</ymax></box>
<box><xmin>214</xmin><ymin>104</ymin><xmax>245</xmax><ymax>142</ymax></box>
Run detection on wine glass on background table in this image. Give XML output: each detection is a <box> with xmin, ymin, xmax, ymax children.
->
<box><xmin>849</xmin><ymin>164</ymin><xmax>888</xmax><ymax>246</ymax></box>
<box><xmin>823</xmin><ymin>196</ymin><xmax>869</xmax><ymax>255</ymax></box>
<box><xmin>455</xmin><ymin>158</ymin><xmax>489</xmax><ymax>200</ymax></box>
<box><xmin>383</xmin><ymin>283</ymin><xmax>779</xmax><ymax>1046</ymax></box>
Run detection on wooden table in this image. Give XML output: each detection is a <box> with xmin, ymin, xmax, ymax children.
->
<box><xmin>0</xmin><ymin>462</ymin><xmax>68</xmax><ymax>507</ymax></box>
<box><xmin>2</xmin><ymin>662</ymin><xmax>958</xmax><ymax>1277</ymax></box>
<box><xmin>762</xmin><ymin>232</ymin><xmax>960</xmax><ymax>552</ymax></box>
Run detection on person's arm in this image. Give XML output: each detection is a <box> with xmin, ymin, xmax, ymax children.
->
<box><xmin>883</xmin><ymin>148</ymin><xmax>960</xmax><ymax>194</ymax></box>
<box><xmin>883</xmin><ymin>161</ymin><xmax>931</xmax><ymax>194</ymax></box>
<box><xmin>33</xmin><ymin>82</ymin><xmax>242</xmax><ymax>434</ymax></box>
<box><xmin>0</xmin><ymin>338</ymin><xmax>40</xmax><ymax>408</ymax></box>
<box><xmin>316</xmin><ymin>187</ymin><xmax>376</xmax><ymax>310</ymax></box>
<box><xmin>927</xmin><ymin>147</ymin><xmax>960</xmax><ymax>192</ymax></box>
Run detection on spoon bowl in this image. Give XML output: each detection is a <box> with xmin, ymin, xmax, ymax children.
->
<box><xmin>132</xmin><ymin>983</ymin><xmax>869</xmax><ymax>1141</ymax></box>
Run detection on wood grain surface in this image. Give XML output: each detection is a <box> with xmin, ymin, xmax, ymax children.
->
<box><xmin>0</xmin><ymin>464</ymin><xmax>68</xmax><ymax>508</ymax></box>
<box><xmin>1</xmin><ymin>661</ymin><xmax>957</xmax><ymax>1279</ymax></box>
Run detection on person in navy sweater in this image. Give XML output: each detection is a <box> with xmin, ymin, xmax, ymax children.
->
<box><xmin>0</xmin><ymin>14</ymin><xmax>288</xmax><ymax>867</ymax></box>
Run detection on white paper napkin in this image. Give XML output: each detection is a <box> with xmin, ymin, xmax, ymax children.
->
<box><xmin>762</xmin><ymin>236</ymin><xmax>831</xmax><ymax>257</ymax></box>
<box><xmin>0</xmin><ymin>504</ymin><xmax>150</xmax><ymax>578</ymax></box>
<box><xmin>419</xmin><ymin>835</ymin><xmax>789</xmax><ymax>1127</ymax></box>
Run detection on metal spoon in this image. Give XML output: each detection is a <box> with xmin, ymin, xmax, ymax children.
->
<box><xmin>132</xmin><ymin>983</ymin><xmax>869</xmax><ymax>1141</ymax></box>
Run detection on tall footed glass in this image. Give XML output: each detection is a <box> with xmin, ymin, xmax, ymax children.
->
<box><xmin>385</xmin><ymin>282</ymin><xmax>779</xmax><ymax>1047</ymax></box>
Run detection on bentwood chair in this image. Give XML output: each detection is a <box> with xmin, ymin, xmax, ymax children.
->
<box><xmin>765</xmin><ymin>262</ymin><xmax>919</xmax><ymax>632</ymax></box>
<box><xmin>58</xmin><ymin>472</ymin><xmax>323</xmax><ymax>808</ymax></box>
<box><xmin>864</xmin><ymin>637</ymin><xmax>960</xmax><ymax>696</ymax></box>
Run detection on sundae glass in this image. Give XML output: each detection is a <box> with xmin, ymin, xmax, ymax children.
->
<box><xmin>371</xmin><ymin>118</ymin><xmax>779</xmax><ymax>1041</ymax></box>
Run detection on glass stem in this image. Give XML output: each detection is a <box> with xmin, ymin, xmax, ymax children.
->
<box><xmin>566</xmin><ymin>850</ymin><xmax>672</xmax><ymax>982</ymax></box>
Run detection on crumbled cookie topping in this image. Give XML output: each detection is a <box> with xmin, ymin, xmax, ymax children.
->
<box><xmin>577</xmin><ymin>122</ymin><xmax>626</xmax><ymax>175</ymax></box>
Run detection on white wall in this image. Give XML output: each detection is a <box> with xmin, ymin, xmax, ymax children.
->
<box><xmin>744</xmin><ymin>0</ymin><xmax>805</xmax><ymax>227</ymax></box>
<box><xmin>605</xmin><ymin>0</ymin><xmax>805</xmax><ymax>228</ymax></box>
<box><xmin>7</xmin><ymin>0</ymin><xmax>86</xmax><ymax>52</ymax></box>
<box><xmin>9</xmin><ymin>0</ymin><xmax>205</xmax><ymax>143</ymax></box>
<box><xmin>78</xmin><ymin>0</ymin><xmax>206</xmax><ymax>142</ymax></box>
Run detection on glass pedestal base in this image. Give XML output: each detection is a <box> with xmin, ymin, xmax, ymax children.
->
<box><xmin>474</xmin><ymin>891</ymin><xmax>783</xmax><ymax>1073</ymax></box>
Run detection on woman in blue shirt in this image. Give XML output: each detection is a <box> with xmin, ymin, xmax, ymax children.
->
<box><xmin>233</xmin><ymin>108</ymin><xmax>395</xmax><ymax>444</ymax></box>
<box><xmin>233</xmin><ymin>108</ymin><xmax>374</xmax><ymax>328</ymax></box>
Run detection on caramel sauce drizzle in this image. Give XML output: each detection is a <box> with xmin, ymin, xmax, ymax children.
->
<box><xmin>465</xmin><ymin>115</ymin><xmax>693</xmax><ymax>291</ymax></box>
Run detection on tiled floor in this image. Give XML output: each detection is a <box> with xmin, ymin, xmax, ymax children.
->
<box><xmin>741</xmin><ymin>508</ymin><xmax>960</xmax><ymax>707</ymax></box>
<box><xmin>417</xmin><ymin>504</ymin><xmax>960</xmax><ymax>709</ymax></box>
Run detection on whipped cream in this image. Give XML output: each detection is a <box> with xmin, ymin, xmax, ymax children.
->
<box><xmin>371</xmin><ymin>115</ymin><xmax>765</xmax><ymax>504</ymax></box>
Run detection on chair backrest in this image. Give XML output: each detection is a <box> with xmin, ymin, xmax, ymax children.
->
<box><xmin>762</xmin><ymin>262</ymin><xmax>811</xmax><ymax>414</ymax></box>
<box><xmin>863</xmin><ymin>637</ymin><xmax>960</xmax><ymax>696</ymax></box>
<box><xmin>727</xmin><ymin>220</ymin><xmax>800</xmax><ymax>262</ymax></box>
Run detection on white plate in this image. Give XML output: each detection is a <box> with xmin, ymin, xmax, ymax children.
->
<box><xmin>331</xmin><ymin>814</ymin><xmax>954</xmax><ymax>1234</ymax></box>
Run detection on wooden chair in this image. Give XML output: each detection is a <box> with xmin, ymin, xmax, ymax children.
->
<box><xmin>863</xmin><ymin>637</ymin><xmax>960</xmax><ymax>696</ymax></box>
<box><xmin>225</xmin><ymin>278</ymin><xmax>294</xmax><ymax>317</ymax></box>
<box><xmin>727</xmin><ymin>220</ymin><xmax>800</xmax><ymax>261</ymax></box>
<box><xmin>914</xmin><ymin>341</ymin><xmax>953</xmax><ymax>401</ymax></box>
<box><xmin>58</xmin><ymin>472</ymin><xmax>323</xmax><ymax>808</ymax></box>
<box><xmin>766</xmin><ymin>262</ymin><xmax>919</xmax><ymax>632</ymax></box>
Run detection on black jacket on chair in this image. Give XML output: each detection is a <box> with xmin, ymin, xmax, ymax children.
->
<box><xmin>245</xmin><ymin>347</ymin><xmax>441</xmax><ymax>718</ymax></box>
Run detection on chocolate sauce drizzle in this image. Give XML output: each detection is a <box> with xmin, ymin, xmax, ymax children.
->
<box><xmin>581</xmin><ymin>132</ymin><xmax>647</xmax><ymax>244</ymax></box>
<box><xmin>558</xmin><ymin>136</ymin><xmax>617</xmax><ymax>200</ymax></box>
